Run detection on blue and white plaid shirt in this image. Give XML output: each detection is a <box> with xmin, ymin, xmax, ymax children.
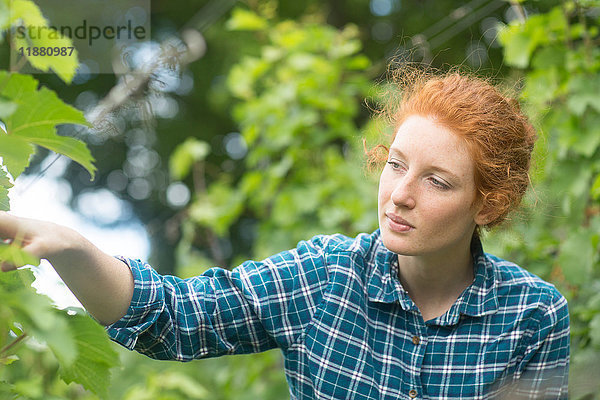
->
<box><xmin>106</xmin><ymin>230</ymin><xmax>570</xmax><ymax>399</ymax></box>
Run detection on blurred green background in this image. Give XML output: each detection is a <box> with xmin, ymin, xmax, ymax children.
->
<box><xmin>1</xmin><ymin>0</ymin><xmax>599</xmax><ymax>398</ymax></box>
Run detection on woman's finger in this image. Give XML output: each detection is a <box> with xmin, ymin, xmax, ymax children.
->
<box><xmin>0</xmin><ymin>260</ymin><xmax>17</xmax><ymax>272</ymax></box>
<box><xmin>0</xmin><ymin>211</ymin><xmax>22</xmax><ymax>239</ymax></box>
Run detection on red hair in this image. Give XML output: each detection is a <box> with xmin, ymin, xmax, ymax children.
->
<box><xmin>368</xmin><ymin>68</ymin><xmax>537</xmax><ymax>233</ymax></box>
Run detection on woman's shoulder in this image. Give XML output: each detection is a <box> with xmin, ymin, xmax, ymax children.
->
<box><xmin>484</xmin><ymin>253</ymin><xmax>568</xmax><ymax>315</ymax></box>
<box><xmin>486</xmin><ymin>254</ymin><xmax>558</xmax><ymax>291</ymax></box>
<box><xmin>308</xmin><ymin>230</ymin><xmax>383</xmax><ymax>253</ymax></box>
<box><xmin>303</xmin><ymin>230</ymin><xmax>387</xmax><ymax>270</ymax></box>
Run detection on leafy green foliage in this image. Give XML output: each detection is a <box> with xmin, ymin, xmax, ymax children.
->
<box><xmin>0</xmin><ymin>2</ymin><xmax>116</xmax><ymax>398</ymax></box>
<box><xmin>169</xmin><ymin>138</ymin><xmax>210</xmax><ymax>181</ymax></box>
<box><xmin>494</xmin><ymin>1</ymin><xmax>600</xmax><ymax>398</ymax></box>
<box><xmin>0</xmin><ymin>239</ymin><xmax>120</xmax><ymax>399</ymax></box>
<box><xmin>102</xmin><ymin>347</ymin><xmax>287</xmax><ymax>400</ymax></box>
<box><xmin>0</xmin><ymin>71</ymin><xmax>95</xmax><ymax>180</ymax></box>
<box><xmin>225</xmin><ymin>8</ymin><xmax>268</xmax><ymax>31</ymax></box>
<box><xmin>174</xmin><ymin>11</ymin><xmax>377</xmax><ymax>263</ymax></box>
<box><xmin>0</xmin><ymin>242</ymin><xmax>39</xmax><ymax>267</ymax></box>
<box><xmin>6</xmin><ymin>0</ymin><xmax>79</xmax><ymax>83</ymax></box>
<box><xmin>0</xmin><ymin>168</ymin><xmax>13</xmax><ymax>211</ymax></box>
<box><xmin>58</xmin><ymin>312</ymin><xmax>119</xmax><ymax>399</ymax></box>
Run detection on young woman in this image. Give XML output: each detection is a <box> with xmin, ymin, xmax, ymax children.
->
<box><xmin>0</xmin><ymin>71</ymin><xmax>569</xmax><ymax>399</ymax></box>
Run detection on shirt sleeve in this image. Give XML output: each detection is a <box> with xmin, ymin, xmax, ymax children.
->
<box><xmin>105</xmin><ymin>236</ymin><xmax>331</xmax><ymax>361</ymax></box>
<box><xmin>509</xmin><ymin>290</ymin><xmax>570</xmax><ymax>399</ymax></box>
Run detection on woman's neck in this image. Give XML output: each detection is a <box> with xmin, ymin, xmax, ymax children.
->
<box><xmin>397</xmin><ymin>245</ymin><xmax>475</xmax><ymax>321</ymax></box>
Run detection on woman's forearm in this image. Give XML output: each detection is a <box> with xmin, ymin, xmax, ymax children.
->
<box><xmin>45</xmin><ymin>226</ymin><xmax>134</xmax><ymax>325</ymax></box>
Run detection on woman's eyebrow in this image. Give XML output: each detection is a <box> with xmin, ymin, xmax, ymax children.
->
<box><xmin>389</xmin><ymin>146</ymin><xmax>461</xmax><ymax>183</ymax></box>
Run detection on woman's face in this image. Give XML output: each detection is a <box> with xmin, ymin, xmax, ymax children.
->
<box><xmin>378</xmin><ymin>114</ymin><xmax>487</xmax><ymax>259</ymax></box>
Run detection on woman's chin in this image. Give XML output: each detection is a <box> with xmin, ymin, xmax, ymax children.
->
<box><xmin>381</xmin><ymin>231</ymin><xmax>416</xmax><ymax>255</ymax></box>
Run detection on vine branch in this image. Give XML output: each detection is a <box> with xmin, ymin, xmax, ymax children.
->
<box><xmin>0</xmin><ymin>332</ymin><xmax>28</xmax><ymax>356</ymax></box>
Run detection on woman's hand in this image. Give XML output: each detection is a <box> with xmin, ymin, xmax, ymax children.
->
<box><xmin>0</xmin><ymin>211</ymin><xmax>134</xmax><ymax>325</ymax></box>
<box><xmin>0</xmin><ymin>211</ymin><xmax>78</xmax><ymax>270</ymax></box>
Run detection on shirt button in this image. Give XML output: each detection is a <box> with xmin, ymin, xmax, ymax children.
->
<box><xmin>412</xmin><ymin>335</ymin><xmax>420</xmax><ymax>345</ymax></box>
<box><xmin>409</xmin><ymin>389</ymin><xmax>418</xmax><ymax>398</ymax></box>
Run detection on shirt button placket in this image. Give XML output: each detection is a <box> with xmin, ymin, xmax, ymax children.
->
<box><xmin>408</xmin><ymin>330</ymin><xmax>425</xmax><ymax>400</ymax></box>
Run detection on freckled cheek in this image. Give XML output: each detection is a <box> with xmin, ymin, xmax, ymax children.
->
<box><xmin>426</xmin><ymin>199</ymin><xmax>474</xmax><ymax>232</ymax></box>
<box><xmin>377</xmin><ymin>194</ymin><xmax>389</xmax><ymax>223</ymax></box>
<box><xmin>377</xmin><ymin>177</ymin><xmax>392</xmax><ymax>207</ymax></box>
<box><xmin>419</xmin><ymin>199</ymin><xmax>460</xmax><ymax>225</ymax></box>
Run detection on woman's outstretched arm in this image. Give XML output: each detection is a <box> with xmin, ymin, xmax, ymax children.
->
<box><xmin>0</xmin><ymin>211</ymin><xmax>134</xmax><ymax>325</ymax></box>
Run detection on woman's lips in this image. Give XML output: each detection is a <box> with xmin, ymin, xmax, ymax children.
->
<box><xmin>385</xmin><ymin>212</ymin><xmax>415</xmax><ymax>232</ymax></box>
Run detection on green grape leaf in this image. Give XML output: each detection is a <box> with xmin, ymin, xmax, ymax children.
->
<box><xmin>0</xmin><ymin>242</ymin><xmax>39</xmax><ymax>267</ymax></box>
<box><xmin>0</xmin><ymin>134</ymin><xmax>35</xmax><ymax>179</ymax></box>
<box><xmin>0</xmin><ymin>0</ymin><xmax>9</xmax><ymax>32</ymax></box>
<box><xmin>8</xmin><ymin>0</ymin><xmax>47</xmax><ymax>27</ymax></box>
<box><xmin>498</xmin><ymin>26</ymin><xmax>535</xmax><ymax>68</ymax></box>
<box><xmin>0</xmin><ymin>97</ymin><xmax>18</xmax><ymax>119</ymax></box>
<box><xmin>190</xmin><ymin>182</ymin><xmax>245</xmax><ymax>236</ymax></box>
<box><xmin>567</xmin><ymin>75</ymin><xmax>600</xmax><ymax>116</ymax></box>
<box><xmin>0</xmin><ymin>72</ymin><xmax>95</xmax><ymax>179</ymax></box>
<box><xmin>0</xmin><ymin>165</ymin><xmax>12</xmax><ymax>188</ymax></box>
<box><xmin>0</xmin><ymin>188</ymin><xmax>10</xmax><ymax>212</ymax></box>
<box><xmin>592</xmin><ymin>174</ymin><xmax>600</xmax><ymax>200</ymax></box>
<box><xmin>15</xmin><ymin>290</ymin><xmax>77</xmax><ymax>366</ymax></box>
<box><xmin>14</xmin><ymin>30</ymin><xmax>79</xmax><ymax>84</ymax></box>
<box><xmin>169</xmin><ymin>138</ymin><xmax>210</xmax><ymax>180</ymax></box>
<box><xmin>226</xmin><ymin>8</ymin><xmax>268</xmax><ymax>31</ymax></box>
<box><xmin>0</xmin><ymin>355</ymin><xmax>19</xmax><ymax>365</ymax></box>
<box><xmin>0</xmin><ymin>268</ymin><xmax>79</xmax><ymax>380</ymax></box>
<box><xmin>0</xmin><ymin>265</ymin><xmax>34</xmax><ymax>292</ymax></box>
<box><xmin>0</xmin><ymin>382</ymin><xmax>16</xmax><ymax>400</ymax></box>
<box><xmin>12</xmin><ymin>376</ymin><xmax>44</xmax><ymax>398</ymax></box>
<box><xmin>590</xmin><ymin>314</ymin><xmax>600</xmax><ymax>349</ymax></box>
<box><xmin>8</xmin><ymin>0</ymin><xmax>78</xmax><ymax>83</ymax></box>
<box><xmin>152</xmin><ymin>372</ymin><xmax>210</xmax><ymax>398</ymax></box>
<box><xmin>0</xmin><ymin>167</ymin><xmax>12</xmax><ymax>211</ymax></box>
<box><xmin>498</xmin><ymin>11</ymin><xmax>554</xmax><ymax>69</ymax></box>
<box><xmin>558</xmin><ymin>229</ymin><xmax>594</xmax><ymax>286</ymax></box>
<box><xmin>59</xmin><ymin>312</ymin><xmax>119</xmax><ymax>399</ymax></box>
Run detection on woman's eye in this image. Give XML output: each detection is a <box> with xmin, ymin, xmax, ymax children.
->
<box><xmin>387</xmin><ymin>160</ymin><xmax>405</xmax><ymax>171</ymax></box>
<box><xmin>430</xmin><ymin>177</ymin><xmax>450</xmax><ymax>190</ymax></box>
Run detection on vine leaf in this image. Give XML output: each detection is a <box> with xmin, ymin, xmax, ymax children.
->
<box><xmin>0</xmin><ymin>71</ymin><xmax>95</xmax><ymax>179</ymax></box>
<box><xmin>0</xmin><ymin>97</ymin><xmax>17</xmax><ymax>119</ymax></box>
<box><xmin>169</xmin><ymin>138</ymin><xmax>210</xmax><ymax>180</ymax></box>
<box><xmin>0</xmin><ymin>266</ymin><xmax>120</xmax><ymax>399</ymax></box>
<box><xmin>59</xmin><ymin>312</ymin><xmax>120</xmax><ymax>399</ymax></box>
<box><xmin>8</xmin><ymin>0</ymin><xmax>79</xmax><ymax>83</ymax></box>
<box><xmin>7</xmin><ymin>0</ymin><xmax>47</xmax><ymax>27</ymax></box>
<box><xmin>0</xmin><ymin>268</ymin><xmax>76</xmax><ymax>370</ymax></box>
<box><xmin>0</xmin><ymin>0</ymin><xmax>9</xmax><ymax>32</ymax></box>
<box><xmin>0</xmin><ymin>168</ymin><xmax>12</xmax><ymax>211</ymax></box>
<box><xmin>0</xmin><ymin>134</ymin><xmax>35</xmax><ymax>183</ymax></box>
<box><xmin>225</xmin><ymin>8</ymin><xmax>268</xmax><ymax>31</ymax></box>
<box><xmin>13</xmin><ymin>29</ymin><xmax>79</xmax><ymax>85</ymax></box>
<box><xmin>0</xmin><ymin>242</ymin><xmax>39</xmax><ymax>267</ymax></box>
<box><xmin>16</xmin><ymin>289</ymin><xmax>77</xmax><ymax>366</ymax></box>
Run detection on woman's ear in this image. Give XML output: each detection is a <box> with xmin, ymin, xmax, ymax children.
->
<box><xmin>473</xmin><ymin>201</ymin><xmax>497</xmax><ymax>227</ymax></box>
<box><xmin>475</xmin><ymin>212</ymin><xmax>492</xmax><ymax>226</ymax></box>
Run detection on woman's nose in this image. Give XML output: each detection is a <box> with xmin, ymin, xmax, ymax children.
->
<box><xmin>390</xmin><ymin>176</ymin><xmax>416</xmax><ymax>209</ymax></box>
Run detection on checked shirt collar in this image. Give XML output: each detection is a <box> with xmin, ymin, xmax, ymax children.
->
<box><xmin>366</xmin><ymin>233</ymin><xmax>499</xmax><ymax>326</ymax></box>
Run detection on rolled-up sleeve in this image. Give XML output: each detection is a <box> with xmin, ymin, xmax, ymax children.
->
<box><xmin>105</xmin><ymin>236</ymin><xmax>331</xmax><ymax>362</ymax></box>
